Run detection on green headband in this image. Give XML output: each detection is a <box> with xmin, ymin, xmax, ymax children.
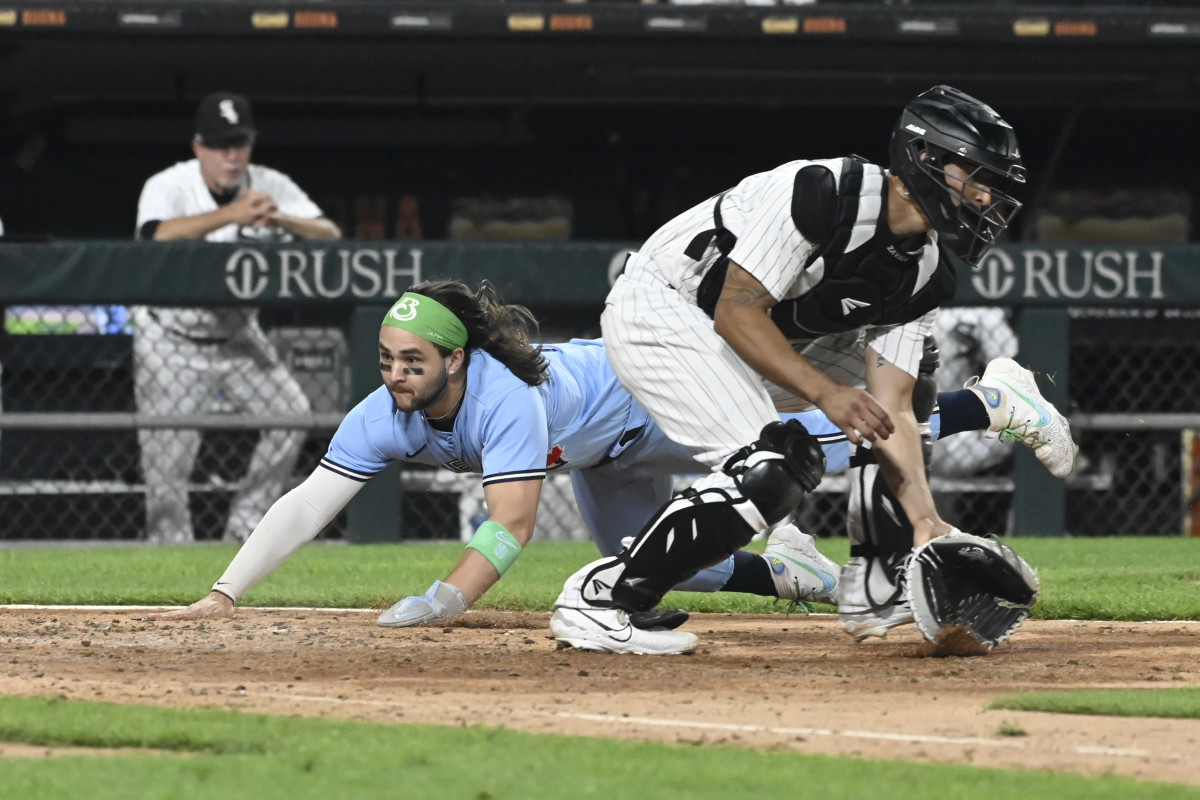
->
<box><xmin>382</xmin><ymin>292</ymin><xmax>469</xmax><ymax>350</ymax></box>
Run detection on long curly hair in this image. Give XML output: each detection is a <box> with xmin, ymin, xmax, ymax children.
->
<box><xmin>406</xmin><ymin>279</ymin><xmax>548</xmax><ymax>386</ymax></box>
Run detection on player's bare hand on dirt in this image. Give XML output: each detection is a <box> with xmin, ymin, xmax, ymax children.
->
<box><xmin>818</xmin><ymin>384</ymin><xmax>893</xmax><ymax>444</ymax></box>
<box><xmin>143</xmin><ymin>591</ymin><xmax>235</xmax><ymax>622</ymax></box>
<box><xmin>225</xmin><ymin>190</ymin><xmax>277</xmax><ymax>227</ymax></box>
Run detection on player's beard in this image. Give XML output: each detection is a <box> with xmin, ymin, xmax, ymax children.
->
<box><xmin>391</xmin><ymin>363</ymin><xmax>450</xmax><ymax>414</ymax></box>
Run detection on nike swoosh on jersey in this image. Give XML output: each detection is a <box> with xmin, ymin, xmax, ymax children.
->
<box><xmin>997</xmin><ymin>380</ymin><xmax>1052</xmax><ymax>426</ymax></box>
<box><xmin>404</xmin><ymin>444</ymin><xmax>428</xmax><ymax>459</ymax></box>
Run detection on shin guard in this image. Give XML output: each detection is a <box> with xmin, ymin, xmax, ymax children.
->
<box><xmin>846</xmin><ymin>455</ymin><xmax>914</xmax><ymax>609</ymax></box>
<box><xmin>608</xmin><ymin>487</ymin><xmax>763</xmax><ymax>613</ymax></box>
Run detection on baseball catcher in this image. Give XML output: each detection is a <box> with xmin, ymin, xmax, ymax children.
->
<box><xmin>906</xmin><ymin>530</ymin><xmax>1039</xmax><ymax>651</ymax></box>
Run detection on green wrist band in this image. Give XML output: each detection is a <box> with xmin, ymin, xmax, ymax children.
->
<box><xmin>465</xmin><ymin>521</ymin><xmax>523</xmax><ymax>576</ymax></box>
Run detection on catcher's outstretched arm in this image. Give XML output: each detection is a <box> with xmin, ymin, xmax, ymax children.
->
<box><xmin>864</xmin><ymin>346</ymin><xmax>952</xmax><ymax>547</ymax></box>
<box><xmin>715</xmin><ymin>261</ymin><xmax>892</xmax><ymax>445</ymax></box>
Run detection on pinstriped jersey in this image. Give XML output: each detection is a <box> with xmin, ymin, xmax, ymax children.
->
<box><xmin>320</xmin><ymin>339</ymin><xmax>652</xmax><ymax>487</ymax></box>
<box><xmin>135</xmin><ymin>159</ymin><xmax>325</xmax><ymax>340</ymax></box>
<box><xmin>629</xmin><ymin>158</ymin><xmax>941</xmax><ymax>311</ymax></box>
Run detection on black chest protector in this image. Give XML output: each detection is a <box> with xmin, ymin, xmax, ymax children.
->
<box><xmin>692</xmin><ymin>157</ymin><xmax>961</xmax><ymax>340</ymax></box>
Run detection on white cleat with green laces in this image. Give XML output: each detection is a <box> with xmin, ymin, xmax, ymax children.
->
<box><xmin>968</xmin><ymin>357</ymin><xmax>1078</xmax><ymax>479</ymax></box>
<box><xmin>762</xmin><ymin>524</ymin><xmax>841</xmax><ymax>606</ymax></box>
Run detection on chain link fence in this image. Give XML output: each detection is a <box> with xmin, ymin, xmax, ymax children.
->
<box><xmin>0</xmin><ymin>305</ymin><xmax>349</xmax><ymax>542</ymax></box>
<box><xmin>1067</xmin><ymin>310</ymin><xmax>1200</xmax><ymax>536</ymax></box>
<box><xmin>1</xmin><ymin>302</ymin><xmax>1195</xmax><ymax>543</ymax></box>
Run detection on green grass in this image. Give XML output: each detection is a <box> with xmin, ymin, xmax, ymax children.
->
<box><xmin>0</xmin><ymin>696</ymin><xmax>1196</xmax><ymax>800</ymax></box>
<box><xmin>0</xmin><ymin>540</ymin><xmax>797</xmax><ymax>613</ymax></box>
<box><xmin>1</xmin><ymin>536</ymin><xmax>1198</xmax><ymax>619</ymax></box>
<box><xmin>1009</xmin><ymin>537</ymin><xmax>1200</xmax><ymax>621</ymax></box>
<box><xmin>990</xmin><ymin>688</ymin><xmax>1200</xmax><ymax>720</ymax></box>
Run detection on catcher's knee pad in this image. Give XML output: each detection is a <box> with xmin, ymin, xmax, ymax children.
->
<box><xmin>723</xmin><ymin>419</ymin><xmax>826</xmax><ymax>524</ymax></box>
<box><xmin>610</xmin><ymin>487</ymin><xmax>759</xmax><ymax>612</ymax></box>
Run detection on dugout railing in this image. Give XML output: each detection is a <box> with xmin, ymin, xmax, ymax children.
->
<box><xmin>1</xmin><ymin>240</ymin><xmax>1197</xmax><ymax>542</ymax></box>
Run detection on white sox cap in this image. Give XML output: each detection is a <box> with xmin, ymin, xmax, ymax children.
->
<box><xmin>194</xmin><ymin>92</ymin><xmax>257</xmax><ymax>147</ymax></box>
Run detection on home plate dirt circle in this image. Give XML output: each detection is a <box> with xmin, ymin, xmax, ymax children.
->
<box><xmin>1</xmin><ymin>608</ymin><xmax>1197</xmax><ymax>785</ymax></box>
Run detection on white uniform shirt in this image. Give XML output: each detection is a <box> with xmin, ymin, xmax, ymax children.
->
<box><xmin>628</xmin><ymin>157</ymin><xmax>937</xmax><ymax>378</ymax></box>
<box><xmin>135</xmin><ymin>159</ymin><xmax>325</xmax><ymax>339</ymax></box>
<box><xmin>637</xmin><ymin>159</ymin><xmax>897</xmax><ymax>302</ymax></box>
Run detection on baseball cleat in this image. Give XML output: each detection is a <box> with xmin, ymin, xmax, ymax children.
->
<box><xmin>762</xmin><ymin>524</ymin><xmax>841</xmax><ymax>605</ymax></box>
<box><xmin>629</xmin><ymin>608</ymin><xmax>690</xmax><ymax>631</ymax></box>
<box><xmin>837</xmin><ymin>556</ymin><xmax>915</xmax><ymax>642</ymax></box>
<box><xmin>969</xmin><ymin>357</ymin><xmax>1077</xmax><ymax>479</ymax></box>
<box><xmin>550</xmin><ymin>607</ymin><xmax>699</xmax><ymax>655</ymax></box>
<box><xmin>377</xmin><ymin>580</ymin><xmax>467</xmax><ymax>628</ymax></box>
<box><xmin>840</xmin><ymin>602</ymin><xmax>916</xmax><ymax>642</ymax></box>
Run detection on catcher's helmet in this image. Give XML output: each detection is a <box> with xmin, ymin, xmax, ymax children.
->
<box><xmin>889</xmin><ymin>85</ymin><xmax>1025</xmax><ymax>265</ymax></box>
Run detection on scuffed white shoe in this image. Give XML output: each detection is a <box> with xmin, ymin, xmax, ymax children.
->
<box><xmin>762</xmin><ymin>524</ymin><xmax>841</xmax><ymax>605</ymax></box>
<box><xmin>377</xmin><ymin>580</ymin><xmax>467</xmax><ymax>628</ymax></box>
<box><xmin>968</xmin><ymin>357</ymin><xmax>1077</xmax><ymax>479</ymax></box>
<box><xmin>550</xmin><ymin>607</ymin><xmax>699</xmax><ymax>655</ymax></box>
<box><xmin>837</xmin><ymin>556</ymin><xmax>915</xmax><ymax>642</ymax></box>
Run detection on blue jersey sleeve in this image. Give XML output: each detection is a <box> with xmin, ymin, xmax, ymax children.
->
<box><xmin>478</xmin><ymin>383</ymin><xmax>551</xmax><ymax>486</ymax></box>
<box><xmin>320</xmin><ymin>392</ymin><xmax>394</xmax><ymax>482</ymax></box>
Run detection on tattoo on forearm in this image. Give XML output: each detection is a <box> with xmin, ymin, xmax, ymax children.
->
<box><xmin>721</xmin><ymin>284</ymin><xmax>771</xmax><ymax>308</ymax></box>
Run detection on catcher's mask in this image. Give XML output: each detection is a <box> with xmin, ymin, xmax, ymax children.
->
<box><xmin>889</xmin><ymin>85</ymin><xmax>1026</xmax><ymax>266</ymax></box>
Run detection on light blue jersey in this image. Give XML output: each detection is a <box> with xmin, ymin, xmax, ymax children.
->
<box><xmin>321</xmin><ymin>339</ymin><xmax>660</xmax><ymax>485</ymax></box>
<box><xmin>320</xmin><ymin>337</ymin><xmax>856</xmax><ymax>592</ymax></box>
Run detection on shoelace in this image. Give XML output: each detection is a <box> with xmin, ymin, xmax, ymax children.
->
<box><xmin>997</xmin><ymin>410</ymin><xmax>1050</xmax><ymax>450</ymax></box>
<box><xmin>782</xmin><ymin>584</ymin><xmax>816</xmax><ymax>616</ymax></box>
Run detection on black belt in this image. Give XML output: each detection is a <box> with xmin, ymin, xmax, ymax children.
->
<box><xmin>149</xmin><ymin>310</ymin><xmax>231</xmax><ymax>345</ymax></box>
<box><xmin>165</xmin><ymin>329</ymin><xmax>231</xmax><ymax>346</ymax></box>
<box><xmin>593</xmin><ymin>426</ymin><xmax>645</xmax><ymax>468</ymax></box>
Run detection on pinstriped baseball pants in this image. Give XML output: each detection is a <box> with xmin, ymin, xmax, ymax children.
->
<box><xmin>601</xmin><ymin>264</ymin><xmax>931</xmax><ymax>472</ymax></box>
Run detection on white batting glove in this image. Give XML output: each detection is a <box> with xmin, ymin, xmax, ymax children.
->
<box><xmin>377</xmin><ymin>580</ymin><xmax>468</xmax><ymax>628</ymax></box>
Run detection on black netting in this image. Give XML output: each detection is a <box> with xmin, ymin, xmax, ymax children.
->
<box><xmin>1</xmin><ymin>305</ymin><xmax>1194</xmax><ymax>541</ymax></box>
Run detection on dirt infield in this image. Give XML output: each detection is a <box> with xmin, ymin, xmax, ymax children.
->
<box><xmin>1</xmin><ymin>608</ymin><xmax>1198</xmax><ymax>785</ymax></box>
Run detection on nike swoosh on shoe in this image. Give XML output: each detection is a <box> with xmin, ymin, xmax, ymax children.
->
<box><xmin>579</xmin><ymin>610</ymin><xmax>633</xmax><ymax>642</ymax></box>
<box><xmin>997</xmin><ymin>380</ymin><xmax>1052</xmax><ymax>426</ymax></box>
<box><xmin>776</xmin><ymin>555</ymin><xmax>838</xmax><ymax>594</ymax></box>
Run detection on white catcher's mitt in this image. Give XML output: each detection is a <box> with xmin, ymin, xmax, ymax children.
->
<box><xmin>905</xmin><ymin>530</ymin><xmax>1040</xmax><ymax>651</ymax></box>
